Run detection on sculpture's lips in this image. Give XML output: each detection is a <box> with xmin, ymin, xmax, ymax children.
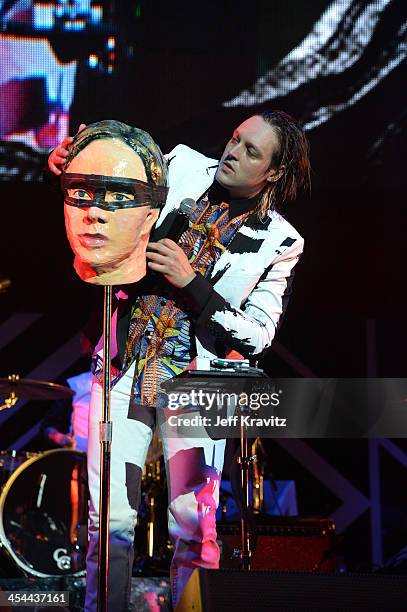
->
<box><xmin>78</xmin><ymin>233</ymin><xmax>109</xmax><ymax>248</ymax></box>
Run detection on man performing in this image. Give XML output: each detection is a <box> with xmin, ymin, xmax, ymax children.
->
<box><xmin>49</xmin><ymin>110</ymin><xmax>311</xmax><ymax>611</ymax></box>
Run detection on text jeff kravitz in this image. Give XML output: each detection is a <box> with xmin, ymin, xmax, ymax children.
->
<box><xmin>167</xmin><ymin>414</ymin><xmax>287</xmax><ymax>427</ymax></box>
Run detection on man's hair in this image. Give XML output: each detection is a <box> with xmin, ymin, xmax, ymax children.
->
<box><xmin>64</xmin><ymin>119</ymin><xmax>168</xmax><ymax>187</ymax></box>
<box><xmin>255</xmin><ymin>110</ymin><xmax>311</xmax><ymax>218</ymax></box>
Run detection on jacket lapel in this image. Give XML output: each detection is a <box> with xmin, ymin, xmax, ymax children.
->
<box><xmin>157</xmin><ymin>154</ymin><xmax>217</xmax><ymax>227</ymax></box>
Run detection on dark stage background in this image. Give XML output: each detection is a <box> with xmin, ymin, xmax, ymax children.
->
<box><xmin>0</xmin><ymin>0</ymin><xmax>406</xmax><ymax>572</ymax></box>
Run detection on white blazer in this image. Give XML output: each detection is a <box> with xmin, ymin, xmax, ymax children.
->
<box><xmin>157</xmin><ymin>144</ymin><xmax>304</xmax><ymax>361</ymax></box>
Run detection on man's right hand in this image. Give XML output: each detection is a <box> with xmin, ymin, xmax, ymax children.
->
<box><xmin>48</xmin><ymin>123</ymin><xmax>87</xmax><ymax>175</ymax></box>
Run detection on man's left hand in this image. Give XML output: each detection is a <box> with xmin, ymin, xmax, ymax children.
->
<box><xmin>147</xmin><ymin>239</ymin><xmax>196</xmax><ymax>288</ymax></box>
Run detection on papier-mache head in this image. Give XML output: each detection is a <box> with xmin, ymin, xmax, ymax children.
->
<box><xmin>61</xmin><ymin>120</ymin><xmax>168</xmax><ymax>285</ymax></box>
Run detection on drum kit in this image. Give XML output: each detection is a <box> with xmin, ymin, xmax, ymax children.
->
<box><xmin>0</xmin><ymin>375</ymin><xmax>88</xmax><ymax>579</ymax></box>
<box><xmin>0</xmin><ymin>374</ymin><xmax>170</xmax><ymax>580</ymax></box>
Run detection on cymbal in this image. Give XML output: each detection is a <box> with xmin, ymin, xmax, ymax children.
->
<box><xmin>0</xmin><ymin>376</ymin><xmax>74</xmax><ymax>401</ymax></box>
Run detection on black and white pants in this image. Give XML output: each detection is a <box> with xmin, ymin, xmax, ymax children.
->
<box><xmin>85</xmin><ymin>363</ymin><xmax>226</xmax><ymax>611</ymax></box>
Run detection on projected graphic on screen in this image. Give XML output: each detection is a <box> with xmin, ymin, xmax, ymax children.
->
<box><xmin>223</xmin><ymin>0</ymin><xmax>406</xmax><ymax>131</ymax></box>
<box><xmin>0</xmin><ymin>1</ymin><xmax>110</xmax><ymax>150</ymax></box>
<box><xmin>0</xmin><ymin>0</ymin><xmax>404</xmax><ymax>182</ymax></box>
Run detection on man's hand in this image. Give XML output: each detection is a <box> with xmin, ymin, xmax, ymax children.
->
<box><xmin>147</xmin><ymin>239</ymin><xmax>196</xmax><ymax>288</ymax></box>
<box><xmin>48</xmin><ymin>123</ymin><xmax>87</xmax><ymax>175</ymax></box>
<box><xmin>46</xmin><ymin>427</ymin><xmax>74</xmax><ymax>448</ymax></box>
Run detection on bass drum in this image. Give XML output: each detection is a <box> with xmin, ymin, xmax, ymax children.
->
<box><xmin>0</xmin><ymin>448</ymin><xmax>87</xmax><ymax>577</ymax></box>
<box><xmin>0</xmin><ymin>451</ymin><xmax>33</xmax><ymax>489</ymax></box>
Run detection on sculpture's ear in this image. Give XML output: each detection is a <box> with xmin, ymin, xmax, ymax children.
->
<box><xmin>144</xmin><ymin>207</ymin><xmax>160</xmax><ymax>230</ymax></box>
<box><xmin>147</xmin><ymin>207</ymin><xmax>160</xmax><ymax>222</ymax></box>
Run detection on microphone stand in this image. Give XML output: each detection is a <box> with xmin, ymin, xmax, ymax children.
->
<box><xmin>97</xmin><ymin>285</ymin><xmax>113</xmax><ymax>612</ymax></box>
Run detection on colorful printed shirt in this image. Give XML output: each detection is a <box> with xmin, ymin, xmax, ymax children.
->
<box><xmin>93</xmin><ymin>187</ymin><xmax>258</xmax><ymax>406</ymax></box>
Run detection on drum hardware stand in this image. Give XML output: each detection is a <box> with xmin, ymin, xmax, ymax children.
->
<box><xmin>237</xmin><ymin>404</ymin><xmax>257</xmax><ymax>571</ymax></box>
<box><xmin>147</xmin><ymin>494</ymin><xmax>156</xmax><ymax>558</ymax></box>
<box><xmin>144</xmin><ymin>459</ymin><xmax>161</xmax><ymax>558</ymax></box>
<box><xmin>97</xmin><ymin>285</ymin><xmax>113</xmax><ymax>612</ymax></box>
<box><xmin>252</xmin><ymin>439</ymin><xmax>265</xmax><ymax>513</ymax></box>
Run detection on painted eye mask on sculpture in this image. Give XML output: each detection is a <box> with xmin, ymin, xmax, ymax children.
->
<box><xmin>60</xmin><ymin>121</ymin><xmax>168</xmax><ymax>286</ymax></box>
<box><xmin>61</xmin><ymin>173</ymin><xmax>168</xmax><ymax>211</ymax></box>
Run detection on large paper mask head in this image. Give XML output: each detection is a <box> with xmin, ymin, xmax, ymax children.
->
<box><xmin>61</xmin><ymin>120</ymin><xmax>168</xmax><ymax>285</ymax></box>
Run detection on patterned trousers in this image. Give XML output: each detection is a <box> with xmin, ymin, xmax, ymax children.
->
<box><xmin>85</xmin><ymin>363</ymin><xmax>226</xmax><ymax>611</ymax></box>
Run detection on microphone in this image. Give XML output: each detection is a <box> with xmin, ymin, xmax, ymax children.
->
<box><xmin>154</xmin><ymin>198</ymin><xmax>196</xmax><ymax>243</ymax></box>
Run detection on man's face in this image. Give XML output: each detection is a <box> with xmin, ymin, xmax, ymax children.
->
<box><xmin>215</xmin><ymin>115</ymin><xmax>280</xmax><ymax>199</ymax></box>
<box><xmin>64</xmin><ymin>138</ymin><xmax>159</xmax><ymax>283</ymax></box>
